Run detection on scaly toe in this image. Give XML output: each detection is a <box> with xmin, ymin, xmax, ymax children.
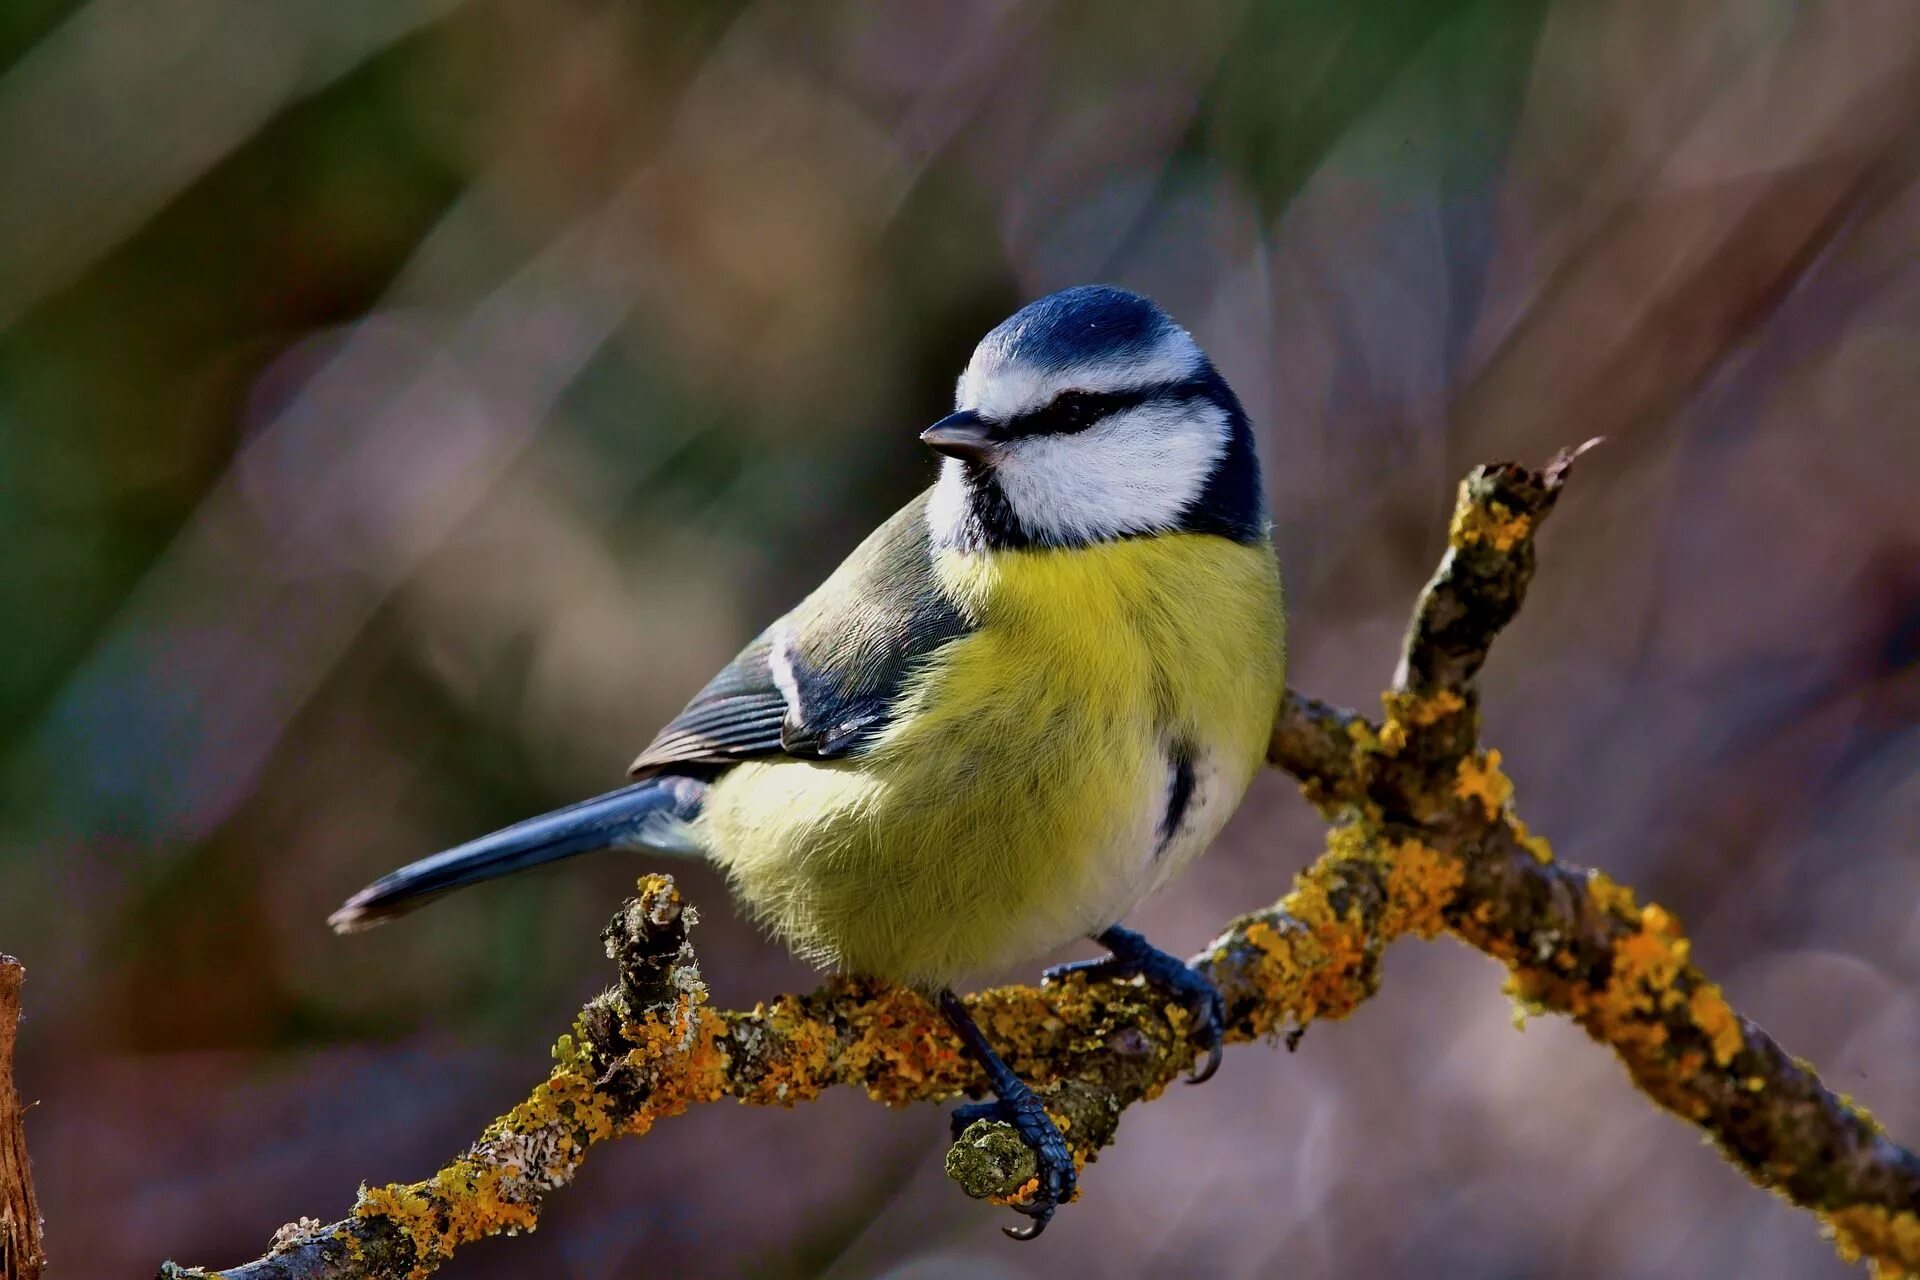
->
<box><xmin>1040</xmin><ymin>955</ymin><xmax>1123</xmax><ymax>987</ymax></box>
<box><xmin>1131</xmin><ymin>954</ymin><xmax>1225</xmax><ymax>1082</ymax></box>
<box><xmin>1048</xmin><ymin>930</ymin><xmax>1228</xmax><ymax>1082</ymax></box>
<box><xmin>949</xmin><ymin>1088</ymin><xmax>1077</xmax><ymax>1237</ymax></box>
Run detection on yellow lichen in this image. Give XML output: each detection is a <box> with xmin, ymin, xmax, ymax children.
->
<box><xmin>1299</xmin><ymin>920</ymin><xmax>1372</xmax><ymax>1021</ymax></box>
<box><xmin>1377</xmin><ymin>689</ymin><xmax>1467</xmax><ymax>753</ymax></box>
<box><xmin>430</xmin><ymin>1159</ymin><xmax>539</xmax><ymax>1237</ymax></box>
<box><xmin>623</xmin><ymin>1001</ymin><xmax>732</xmax><ymax>1136</ymax></box>
<box><xmin>353</xmin><ymin>1184</ymin><xmax>440</xmax><ymax>1279</ymax></box>
<box><xmin>1454</xmin><ymin>749</ymin><xmax>1513</xmax><ymax>820</ymax></box>
<box><xmin>1823</xmin><ymin>1204</ymin><xmax>1920</xmax><ymax>1277</ymax></box>
<box><xmin>1838</xmin><ymin>1094</ymin><xmax>1886</xmax><ymax>1137</ymax></box>
<box><xmin>1221</xmin><ymin>823</ymin><xmax>1465</xmax><ymax>1032</ymax></box>
<box><xmin>1449</xmin><ymin>498</ymin><xmax>1533</xmax><ymax>551</ymax></box>
<box><xmin>351</xmin><ymin>1155</ymin><xmax>545</xmax><ymax>1276</ymax></box>
<box><xmin>347</xmin><ymin>946</ymin><xmax>736</xmax><ymax>1279</ymax></box>
<box><xmin>1603</xmin><ymin>905</ymin><xmax>1690</xmax><ymax>1018</ymax></box>
<box><xmin>1379</xmin><ymin>839</ymin><xmax>1465</xmax><ymax>941</ymax></box>
<box><xmin>722</xmin><ymin>979</ymin><xmax>991</xmax><ymax>1116</ymax></box>
<box><xmin>995</xmin><ymin>1174</ymin><xmax>1042</xmax><ymax>1207</ymax></box>
<box><xmin>1232</xmin><ymin>899</ymin><xmax>1371</xmax><ymax>1034</ymax></box>
<box><xmin>350</xmin><ymin>1012</ymin><xmax>626</xmax><ymax>1277</ymax></box>
<box><xmin>1586</xmin><ymin>869</ymin><xmax>1640</xmax><ymax>922</ymax></box>
<box><xmin>1392</xmin><ymin>688</ymin><xmax>1467</xmax><ymax>727</ymax></box>
<box><xmin>1527</xmin><ymin>898</ymin><xmax>1748</xmax><ymax>1124</ymax></box>
<box><xmin>1687</xmin><ymin>983</ymin><xmax>1744</xmax><ymax>1068</ymax></box>
<box><xmin>326</xmin><ymin>833</ymin><xmax>1908</xmax><ymax>1280</ymax></box>
<box><xmin>1502</xmin><ymin>970</ymin><xmax>1554</xmax><ymax>1030</ymax></box>
<box><xmin>853</xmin><ymin>984</ymin><xmax>978</xmax><ymax>1106</ymax></box>
<box><xmin>1509</xmin><ymin>814</ymin><xmax>1555</xmax><ymax>864</ymax></box>
<box><xmin>732</xmin><ymin>994</ymin><xmax>836</xmax><ymax>1107</ymax></box>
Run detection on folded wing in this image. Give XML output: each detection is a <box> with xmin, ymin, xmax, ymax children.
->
<box><xmin>630</xmin><ymin>488</ymin><xmax>973</xmax><ymax>777</ymax></box>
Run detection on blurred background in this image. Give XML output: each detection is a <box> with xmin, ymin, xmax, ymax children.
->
<box><xmin>2</xmin><ymin>1</ymin><xmax>1918</xmax><ymax>1276</ymax></box>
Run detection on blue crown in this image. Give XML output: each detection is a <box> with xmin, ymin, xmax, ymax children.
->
<box><xmin>976</xmin><ymin>285</ymin><xmax>1177</xmax><ymax>373</ymax></box>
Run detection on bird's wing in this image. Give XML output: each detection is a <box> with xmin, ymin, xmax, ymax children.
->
<box><xmin>627</xmin><ymin>629</ymin><xmax>789</xmax><ymax>771</ymax></box>
<box><xmin>629</xmin><ymin>488</ymin><xmax>971</xmax><ymax>777</ymax></box>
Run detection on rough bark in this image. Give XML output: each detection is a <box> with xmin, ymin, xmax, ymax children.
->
<box><xmin>2</xmin><ymin>958</ymin><xmax>45</xmax><ymax>1280</ymax></box>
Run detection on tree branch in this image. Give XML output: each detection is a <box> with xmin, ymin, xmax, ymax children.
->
<box><xmin>2</xmin><ymin>957</ymin><xmax>45</xmax><ymax>1280</ymax></box>
<box><xmin>164</xmin><ymin>449</ymin><xmax>1920</xmax><ymax>1280</ymax></box>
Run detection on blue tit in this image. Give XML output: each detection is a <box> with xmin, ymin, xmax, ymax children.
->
<box><xmin>331</xmin><ymin>284</ymin><xmax>1287</xmax><ymax>1237</ymax></box>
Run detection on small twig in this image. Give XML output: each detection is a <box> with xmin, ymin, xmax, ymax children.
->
<box><xmin>168</xmin><ymin>448</ymin><xmax>1920</xmax><ymax>1280</ymax></box>
<box><xmin>2</xmin><ymin>957</ymin><xmax>45</xmax><ymax>1280</ymax></box>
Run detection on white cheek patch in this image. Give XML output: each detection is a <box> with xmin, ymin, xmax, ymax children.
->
<box><xmin>926</xmin><ymin>457</ymin><xmax>972</xmax><ymax>549</ymax></box>
<box><xmin>992</xmin><ymin>400</ymin><xmax>1230</xmax><ymax>544</ymax></box>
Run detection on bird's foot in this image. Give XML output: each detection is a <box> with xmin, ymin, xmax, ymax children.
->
<box><xmin>1043</xmin><ymin>924</ymin><xmax>1225</xmax><ymax>1083</ymax></box>
<box><xmin>949</xmin><ymin>1083</ymin><xmax>1077</xmax><ymax>1239</ymax></box>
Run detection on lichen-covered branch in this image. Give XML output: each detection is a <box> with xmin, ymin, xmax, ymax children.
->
<box><xmin>166</xmin><ymin>450</ymin><xmax>1920</xmax><ymax>1280</ymax></box>
<box><xmin>2</xmin><ymin>957</ymin><xmax>46</xmax><ymax>1280</ymax></box>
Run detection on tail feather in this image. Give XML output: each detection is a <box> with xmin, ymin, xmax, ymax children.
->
<box><xmin>328</xmin><ymin>776</ymin><xmax>708</xmax><ymax>933</ymax></box>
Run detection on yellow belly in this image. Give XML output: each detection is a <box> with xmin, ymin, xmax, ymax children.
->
<box><xmin>695</xmin><ymin>533</ymin><xmax>1285</xmax><ymax>989</ymax></box>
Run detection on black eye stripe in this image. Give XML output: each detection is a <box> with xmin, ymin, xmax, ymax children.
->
<box><xmin>1042</xmin><ymin>389</ymin><xmax>1133</xmax><ymax>433</ymax></box>
<box><xmin>995</xmin><ymin>380</ymin><xmax>1207</xmax><ymax>440</ymax></box>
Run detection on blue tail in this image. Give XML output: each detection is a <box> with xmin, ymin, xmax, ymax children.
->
<box><xmin>328</xmin><ymin>776</ymin><xmax>708</xmax><ymax>933</ymax></box>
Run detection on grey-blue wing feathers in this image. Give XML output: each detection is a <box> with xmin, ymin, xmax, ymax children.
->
<box><xmin>327</xmin><ymin>776</ymin><xmax>708</xmax><ymax>932</ymax></box>
<box><xmin>630</xmin><ymin>488</ymin><xmax>969</xmax><ymax>774</ymax></box>
<box><xmin>628</xmin><ymin>631</ymin><xmax>789</xmax><ymax>769</ymax></box>
<box><xmin>331</xmin><ymin>487</ymin><xmax>970</xmax><ymax>932</ymax></box>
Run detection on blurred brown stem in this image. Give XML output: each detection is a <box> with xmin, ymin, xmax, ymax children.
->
<box><xmin>164</xmin><ymin>451</ymin><xmax>1920</xmax><ymax>1280</ymax></box>
<box><xmin>1</xmin><ymin>957</ymin><xmax>45</xmax><ymax>1280</ymax></box>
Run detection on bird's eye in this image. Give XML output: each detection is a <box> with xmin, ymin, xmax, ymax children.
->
<box><xmin>1048</xmin><ymin>390</ymin><xmax>1105</xmax><ymax>434</ymax></box>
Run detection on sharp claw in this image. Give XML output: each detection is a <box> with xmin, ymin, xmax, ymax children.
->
<box><xmin>1187</xmin><ymin>1035</ymin><xmax>1224</xmax><ymax>1084</ymax></box>
<box><xmin>1004</xmin><ymin>1208</ymin><xmax>1053</xmax><ymax>1240</ymax></box>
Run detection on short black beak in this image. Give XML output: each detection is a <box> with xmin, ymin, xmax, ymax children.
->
<box><xmin>920</xmin><ymin>410</ymin><xmax>995</xmax><ymax>461</ymax></box>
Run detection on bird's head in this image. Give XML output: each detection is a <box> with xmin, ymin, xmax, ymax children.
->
<box><xmin>922</xmin><ymin>285</ymin><xmax>1264</xmax><ymax>551</ymax></box>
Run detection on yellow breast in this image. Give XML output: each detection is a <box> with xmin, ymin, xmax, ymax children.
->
<box><xmin>696</xmin><ymin>533</ymin><xmax>1285</xmax><ymax>989</ymax></box>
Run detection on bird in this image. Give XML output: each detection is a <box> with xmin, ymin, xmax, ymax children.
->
<box><xmin>330</xmin><ymin>284</ymin><xmax>1288</xmax><ymax>1238</ymax></box>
